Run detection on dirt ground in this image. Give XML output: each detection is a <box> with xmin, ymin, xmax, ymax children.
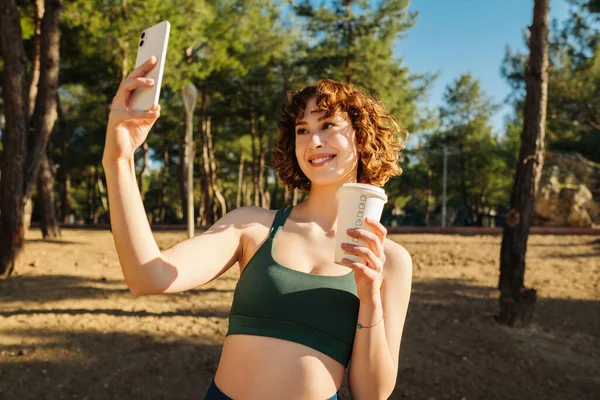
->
<box><xmin>1</xmin><ymin>228</ymin><xmax>598</xmax><ymax>400</ymax></box>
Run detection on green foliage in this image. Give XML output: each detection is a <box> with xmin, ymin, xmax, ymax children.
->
<box><xmin>289</xmin><ymin>0</ymin><xmax>435</xmax><ymax>133</ymax></box>
<box><xmin>25</xmin><ymin>0</ymin><xmax>434</xmax><ymax>224</ymax></box>
<box><xmin>410</xmin><ymin>74</ymin><xmax>511</xmax><ymax>225</ymax></box>
<box><xmin>501</xmin><ymin>0</ymin><xmax>600</xmax><ymax>162</ymax></box>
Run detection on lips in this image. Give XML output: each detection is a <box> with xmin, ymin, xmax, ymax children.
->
<box><xmin>308</xmin><ymin>154</ymin><xmax>336</xmax><ymax>166</ymax></box>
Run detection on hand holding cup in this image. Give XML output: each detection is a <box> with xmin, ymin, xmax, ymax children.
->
<box><xmin>335</xmin><ymin>183</ymin><xmax>388</xmax><ymax>300</ymax></box>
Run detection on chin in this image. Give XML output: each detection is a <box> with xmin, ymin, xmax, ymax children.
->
<box><xmin>304</xmin><ymin>174</ymin><xmax>354</xmax><ymax>188</ymax></box>
<box><xmin>299</xmin><ymin>160</ymin><xmax>358</xmax><ymax>188</ymax></box>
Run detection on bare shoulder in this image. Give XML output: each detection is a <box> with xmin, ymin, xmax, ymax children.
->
<box><xmin>225</xmin><ymin>205</ymin><xmax>273</xmax><ymax>225</ymax></box>
<box><xmin>383</xmin><ymin>238</ymin><xmax>413</xmax><ymax>277</ymax></box>
<box><xmin>232</xmin><ymin>206</ymin><xmax>278</xmax><ymax>267</ymax></box>
<box><xmin>233</xmin><ymin>206</ymin><xmax>277</xmax><ymax>234</ymax></box>
<box><xmin>213</xmin><ymin>206</ymin><xmax>275</xmax><ymax>233</ymax></box>
<box><xmin>203</xmin><ymin>206</ymin><xmax>274</xmax><ymax>247</ymax></box>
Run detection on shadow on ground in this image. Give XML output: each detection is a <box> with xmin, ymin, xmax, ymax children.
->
<box><xmin>0</xmin><ymin>328</ymin><xmax>223</xmax><ymax>400</ymax></box>
<box><xmin>392</xmin><ymin>279</ymin><xmax>599</xmax><ymax>400</ymax></box>
<box><xmin>0</xmin><ymin>274</ymin><xmax>232</xmax><ymax>304</ymax></box>
<box><xmin>1</xmin><ymin>277</ymin><xmax>598</xmax><ymax>399</ymax></box>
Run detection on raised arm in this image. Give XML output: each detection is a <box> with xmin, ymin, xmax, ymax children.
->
<box><xmin>102</xmin><ymin>56</ymin><xmax>252</xmax><ymax>296</ymax></box>
<box><xmin>103</xmin><ymin>155</ymin><xmax>255</xmax><ymax>296</ymax></box>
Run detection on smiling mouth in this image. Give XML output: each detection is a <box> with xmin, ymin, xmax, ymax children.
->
<box><xmin>308</xmin><ymin>155</ymin><xmax>336</xmax><ymax>166</ymax></box>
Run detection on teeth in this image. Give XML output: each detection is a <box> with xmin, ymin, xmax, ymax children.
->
<box><xmin>310</xmin><ymin>156</ymin><xmax>334</xmax><ymax>164</ymax></box>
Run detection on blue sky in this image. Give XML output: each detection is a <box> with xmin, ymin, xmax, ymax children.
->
<box><xmin>396</xmin><ymin>0</ymin><xmax>571</xmax><ymax>140</ymax></box>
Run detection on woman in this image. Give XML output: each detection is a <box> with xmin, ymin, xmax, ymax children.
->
<box><xmin>103</xmin><ymin>56</ymin><xmax>412</xmax><ymax>400</ymax></box>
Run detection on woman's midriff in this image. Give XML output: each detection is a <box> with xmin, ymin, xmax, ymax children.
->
<box><xmin>214</xmin><ymin>334</ymin><xmax>345</xmax><ymax>400</ymax></box>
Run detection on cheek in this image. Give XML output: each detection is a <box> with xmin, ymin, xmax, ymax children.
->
<box><xmin>295</xmin><ymin>140</ymin><xmax>308</xmax><ymax>169</ymax></box>
<box><xmin>335</xmin><ymin>133</ymin><xmax>358</xmax><ymax>159</ymax></box>
<box><xmin>294</xmin><ymin>141</ymin><xmax>302</xmax><ymax>162</ymax></box>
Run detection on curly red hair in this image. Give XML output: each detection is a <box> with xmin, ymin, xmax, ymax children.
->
<box><xmin>273</xmin><ymin>79</ymin><xmax>408</xmax><ymax>192</ymax></box>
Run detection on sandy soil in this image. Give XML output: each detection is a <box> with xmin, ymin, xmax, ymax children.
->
<box><xmin>1</xmin><ymin>229</ymin><xmax>598</xmax><ymax>400</ymax></box>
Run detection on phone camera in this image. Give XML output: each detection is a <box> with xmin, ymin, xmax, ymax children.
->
<box><xmin>141</xmin><ymin>32</ymin><xmax>146</xmax><ymax>39</ymax></box>
<box><xmin>139</xmin><ymin>40</ymin><xmax>144</xmax><ymax>47</ymax></box>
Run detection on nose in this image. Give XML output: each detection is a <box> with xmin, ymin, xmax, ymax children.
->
<box><xmin>308</xmin><ymin>131</ymin><xmax>324</xmax><ymax>148</ymax></box>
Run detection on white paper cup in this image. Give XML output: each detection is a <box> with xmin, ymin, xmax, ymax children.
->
<box><xmin>334</xmin><ymin>183</ymin><xmax>388</xmax><ymax>266</ymax></box>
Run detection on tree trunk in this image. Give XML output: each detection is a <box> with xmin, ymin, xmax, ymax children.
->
<box><xmin>86</xmin><ymin>166</ymin><xmax>95</xmax><ymax>224</ymax></box>
<box><xmin>37</xmin><ymin>151</ymin><xmax>60</xmax><ymax>238</ymax></box>
<box><xmin>158</xmin><ymin>142</ymin><xmax>169</xmax><ymax>223</ymax></box>
<box><xmin>257</xmin><ymin>117</ymin><xmax>267</xmax><ymax>209</ymax></box>
<box><xmin>179</xmin><ymin>143</ymin><xmax>187</xmax><ymax>222</ymax></box>
<box><xmin>284</xmin><ymin>187</ymin><xmax>291</xmax><ymax>207</ymax></box>
<box><xmin>120</xmin><ymin>0</ymin><xmax>129</xmax><ymax>81</ymax></box>
<box><xmin>59</xmin><ymin>167</ymin><xmax>71</xmax><ymax>223</ymax></box>
<box><xmin>244</xmin><ymin>182</ymin><xmax>252</xmax><ymax>208</ymax></box>
<box><xmin>457</xmin><ymin>141</ymin><xmax>470</xmax><ymax>225</ymax></box>
<box><xmin>497</xmin><ymin>0</ymin><xmax>548</xmax><ymax>328</ymax></box>
<box><xmin>27</xmin><ymin>0</ymin><xmax>44</xmax><ymax>119</ymax></box>
<box><xmin>236</xmin><ymin>148</ymin><xmax>245</xmax><ymax>209</ymax></box>
<box><xmin>344</xmin><ymin>0</ymin><xmax>355</xmax><ymax>84</ymax></box>
<box><xmin>56</xmin><ymin>92</ymin><xmax>71</xmax><ymax>223</ymax></box>
<box><xmin>271</xmin><ymin>168</ymin><xmax>280</xmax><ymax>210</ymax></box>
<box><xmin>249</xmin><ymin>105</ymin><xmax>260</xmax><ymax>206</ymax></box>
<box><xmin>180</xmin><ymin>118</ymin><xmax>198</xmax><ymax>225</ymax></box>
<box><xmin>206</xmin><ymin>116</ymin><xmax>227</xmax><ymax>218</ymax></box>
<box><xmin>425</xmin><ymin>169</ymin><xmax>432</xmax><ymax>226</ymax></box>
<box><xmin>21</xmin><ymin>0</ymin><xmax>44</xmax><ymax>238</ymax></box>
<box><xmin>93</xmin><ymin>166</ymin><xmax>100</xmax><ymax>224</ymax></box>
<box><xmin>24</xmin><ymin>0</ymin><xmax>63</xmax><ymax>206</ymax></box>
<box><xmin>97</xmin><ymin>170</ymin><xmax>109</xmax><ymax>219</ymax></box>
<box><xmin>199</xmin><ymin>92</ymin><xmax>214</xmax><ymax>226</ymax></box>
<box><xmin>23</xmin><ymin>198</ymin><xmax>34</xmax><ymax>237</ymax></box>
<box><xmin>0</xmin><ymin>0</ymin><xmax>30</xmax><ymax>278</ymax></box>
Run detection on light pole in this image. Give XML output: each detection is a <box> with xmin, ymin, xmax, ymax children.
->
<box><xmin>182</xmin><ymin>83</ymin><xmax>198</xmax><ymax>239</ymax></box>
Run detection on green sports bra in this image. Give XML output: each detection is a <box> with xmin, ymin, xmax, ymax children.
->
<box><xmin>226</xmin><ymin>206</ymin><xmax>360</xmax><ymax>367</ymax></box>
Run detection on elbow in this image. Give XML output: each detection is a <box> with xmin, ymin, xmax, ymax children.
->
<box><xmin>123</xmin><ymin>273</ymin><xmax>155</xmax><ymax>297</ymax></box>
<box><xmin>382</xmin><ymin>371</ymin><xmax>398</xmax><ymax>399</ymax></box>
<box><xmin>127</xmin><ymin>278</ymin><xmax>160</xmax><ymax>296</ymax></box>
<box><xmin>129</xmin><ymin>285</ymin><xmax>148</xmax><ymax>297</ymax></box>
<box><xmin>122</xmin><ymin>258</ymin><xmax>166</xmax><ymax>296</ymax></box>
<box><xmin>375</xmin><ymin>382</ymin><xmax>396</xmax><ymax>400</ymax></box>
<box><xmin>383</xmin><ymin>384</ymin><xmax>396</xmax><ymax>400</ymax></box>
<box><xmin>351</xmin><ymin>379</ymin><xmax>396</xmax><ymax>400</ymax></box>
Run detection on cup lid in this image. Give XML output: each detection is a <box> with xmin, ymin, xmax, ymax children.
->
<box><xmin>339</xmin><ymin>183</ymin><xmax>387</xmax><ymax>201</ymax></box>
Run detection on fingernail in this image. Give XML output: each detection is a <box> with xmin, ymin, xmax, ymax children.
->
<box><xmin>149</xmin><ymin>56</ymin><xmax>156</xmax><ymax>62</ymax></box>
<box><xmin>147</xmin><ymin>78</ymin><xmax>155</xmax><ymax>84</ymax></box>
<box><xmin>347</xmin><ymin>228</ymin><xmax>355</xmax><ymax>233</ymax></box>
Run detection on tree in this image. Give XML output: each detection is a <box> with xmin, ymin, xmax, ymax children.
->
<box><xmin>436</xmin><ymin>74</ymin><xmax>503</xmax><ymax>225</ymax></box>
<box><xmin>291</xmin><ymin>0</ymin><xmax>433</xmax><ymax>134</ymax></box>
<box><xmin>497</xmin><ymin>0</ymin><xmax>550</xmax><ymax>327</ymax></box>
<box><xmin>501</xmin><ymin>0</ymin><xmax>600</xmax><ymax>162</ymax></box>
<box><xmin>0</xmin><ymin>0</ymin><xmax>30</xmax><ymax>277</ymax></box>
<box><xmin>0</xmin><ymin>0</ymin><xmax>63</xmax><ymax>278</ymax></box>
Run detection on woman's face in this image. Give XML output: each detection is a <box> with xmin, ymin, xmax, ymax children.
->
<box><xmin>294</xmin><ymin>96</ymin><xmax>359</xmax><ymax>187</ymax></box>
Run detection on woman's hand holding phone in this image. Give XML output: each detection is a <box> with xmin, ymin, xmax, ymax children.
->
<box><xmin>103</xmin><ymin>56</ymin><xmax>161</xmax><ymax>165</ymax></box>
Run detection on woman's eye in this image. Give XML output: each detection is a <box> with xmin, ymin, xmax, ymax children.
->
<box><xmin>296</xmin><ymin>128</ymin><xmax>307</xmax><ymax>135</ymax></box>
<box><xmin>323</xmin><ymin>122</ymin><xmax>334</xmax><ymax>130</ymax></box>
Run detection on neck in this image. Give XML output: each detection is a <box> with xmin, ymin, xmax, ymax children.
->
<box><xmin>294</xmin><ymin>179</ymin><xmax>357</xmax><ymax>232</ymax></box>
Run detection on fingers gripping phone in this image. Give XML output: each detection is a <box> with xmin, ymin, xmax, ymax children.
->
<box><xmin>129</xmin><ymin>21</ymin><xmax>170</xmax><ymax>111</ymax></box>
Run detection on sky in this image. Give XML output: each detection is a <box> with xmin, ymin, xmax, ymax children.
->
<box><xmin>396</xmin><ymin>0</ymin><xmax>572</xmax><ymax>141</ymax></box>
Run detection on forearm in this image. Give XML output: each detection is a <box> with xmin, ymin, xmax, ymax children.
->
<box><xmin>102</xmin><ymin>157</ymin><xmax>164</xmax><ymax>295</ymax></box>
<box><xmin>349</xmin><ymin>296</ymin><xmax>396</xmax><ymax>400</ymax></box>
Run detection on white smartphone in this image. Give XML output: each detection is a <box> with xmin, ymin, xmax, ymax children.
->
<box><xmin>129</xmin><ymin>20</ymin><xmax>170</xmax><ymax>111</ymax></box>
